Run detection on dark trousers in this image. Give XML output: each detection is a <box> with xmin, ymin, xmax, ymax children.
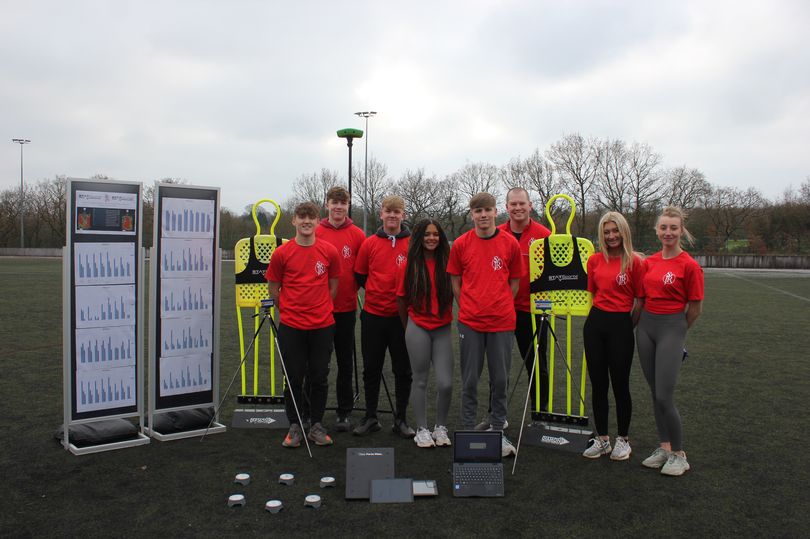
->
<box><xmin>515</xmin><ymin>310</ymin><xmax>549</xmax><ymax>411</ymax></box>
<box><xmin>583</xmin><ymin>307</ymin><xmax>634</xmax><ymax>437</ymax></box>
<box><xmin>360</xmin><ymin>310</ymin><xmax>412</xmax><ymax>420</ymax></box>
<box><xmin>332</xmin><ymin>311</ymin><xmax>356</xmax><ymax>416</ymax></box>
<box><xmin>278</xmin><ymin>323</ymin><xmax>335</xmax><ymax>425</ymax></box>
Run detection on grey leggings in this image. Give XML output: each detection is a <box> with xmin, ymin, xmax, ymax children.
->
<box><xmin>405</xmin><ymin>318</ymin><xmax>453</xmax><ymax>429</ymax></box>
<box><xmin>636</xmin><ymin>310</ymin><xmax>688</xmax><ymax>451</ymax></box>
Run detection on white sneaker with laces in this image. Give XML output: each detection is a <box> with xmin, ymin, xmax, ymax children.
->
<box><xmin>661</xmin><ymin>452</ymin><xmax>690</xmax><ymax>476</ymax></box>
<box><xmin>432</xmin><ymin>425</ymin><xmax>451</xmax><ymax>446</ymax></box>
<box><xmin>582</xmin><ymin>437</ymin><xmax>612</xmax><ymax>459</ymax></box>
<box><xmin>610</xmin><ymin>436</ymin><xmax>632</xmax><ymax>461</ymax></box>
<box><xmin>642</xmin><ymin>447</ymin><xmax>671</xmax><ymax>469</ymax></box>
<box><xmin>501</xmin><ymin>435</ymin><xmax>516</xmax><ymax>457</ymax></box>
<box><xmin>414</xmin><ymin>427</ymin><xmax>435</xmax><ymax>448</ymax></box>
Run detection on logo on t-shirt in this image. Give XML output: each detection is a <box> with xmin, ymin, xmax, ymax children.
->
<box><xmin>616</xmin><ymin>272</ymin><xmax>628</xmax><ymax>286</ymax></box>
<box><xmin>663</xmin><ymin>271</ymin><xmax>675</xmax><ymax>285</ymax></box>
<box><xmin>527</xmin><ymin>237</ymin><xmax>536</xmax><ymax>246</ymax></box>
<box><xmin>315</xmin><ymin>260</ymin><xmax>326</xmax><ymax>276</ymax></box>
<box><xmin>492</xmin><ymin>256</ymin><xmax>503</xmax><ymax>271</ymax></box>
<box><xmin>342</xmin><ymin>245</ymin><xmax>352</xmax><ymax>259</ymax></box>
<box><xmin>396</xmin><ymin>254</ymin><xmax>406</xmax><ymax>267</ymax></box>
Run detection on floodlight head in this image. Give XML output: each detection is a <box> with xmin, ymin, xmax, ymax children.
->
<box><xmin>337</xmin><ymin>128</ymin><xmax>363</xmax><ymax>139</ymax></box>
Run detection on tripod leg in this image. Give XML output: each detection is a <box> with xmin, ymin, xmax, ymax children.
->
<box><xmin>512</xmin><ymin>315</ymin><xmax>545</xmax><ymax>475</ymax></box>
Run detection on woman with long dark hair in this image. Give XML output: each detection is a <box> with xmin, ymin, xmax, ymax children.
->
<box><xmin>396</xmin><ymin>218</ymin><xmax>454</xmax><ymax>448</ymax></box>
<box><xmin>582</xmin><ymin>211</ymin><xmax>644</xmax><ymax>461</ymax></box>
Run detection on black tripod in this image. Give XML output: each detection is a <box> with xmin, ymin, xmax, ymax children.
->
<box><xmin>202</xmin><ymin>300</ymin><xmax>312</xmax><ymax>457</ymax></box>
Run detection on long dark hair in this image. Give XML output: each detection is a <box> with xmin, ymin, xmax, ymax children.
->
<box><xmin>405</xmin><ymin>219</ymin><xmax>453</xmax><ymax>317</ymax></box>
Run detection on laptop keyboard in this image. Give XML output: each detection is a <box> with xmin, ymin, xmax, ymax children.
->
<box><xmin>455</xmin><ymin>464</ymin><xmax>503</xmax><ymax>485</ymax></box>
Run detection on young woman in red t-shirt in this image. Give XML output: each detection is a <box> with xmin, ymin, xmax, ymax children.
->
<box><xmin>637</xmin><ymin>206</ymin><xmax>704</xmax><ymax>476</ymax></box>
<box><xmin>396</xmin><ymin>219</ymin><xmax>454</xmax><ymax>448</ymax></box>
<box><xmin>582</xmin><ymin>211</ymin><xmax>644</xmax><ymax>461</ymax></box>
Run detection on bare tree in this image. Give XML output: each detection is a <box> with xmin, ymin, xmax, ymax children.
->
<box><xmin>662</xmin><ymin>166</ymin><xmax>711</xmax><ymax>211</ymax></box>
<box><xmin>702</xmin><ymin>185</ymin><xmax>764</xmax><ymax>250</ymax></box>
<box><xmin>31</xmin><ymin>176</ymin><xmax>67</xmax><ymax>245</ymax></box>
<box><xmin>435</xmin><ymin>176</ymin><xmax>465</xmax><ymax>238</ymax></box>
<box><xmin>626</xmin><ymin>142</ymin><xmax>664</xmax><ymax>247</ymax></box>
<box><xmin>450</xmin><ymin>161</ymin><xmax>502</xmax><ymax>204</ymax></box>
<box><xmin>291</xmin><ymin>168</ymin><xmax>342</xmax><ymax>208</ymax></box>
<box><xmin>594</xmin><ymin>138</ymin><xmax>631</xmax><ymax>214</ymax></box>
<box><xmin>392</xmin><ymin>168</ymin><xmax>442</xmax><ymax>226</ymax></box>
<box><xmin>353</xmin><ymin>156</ymin><xmax>392</xmax><ymax>231</ymax></box>
<box><xmin>546</xmin><ymin>133</ymin><xmax>600</xmax><ymax>234</ymax></box>
<box><xmin>499</xmin><ymin>149</ymin><xmax>559</xmax><ymax>216</ymax></box>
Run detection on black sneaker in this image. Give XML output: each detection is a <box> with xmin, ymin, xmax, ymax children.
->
<box><xmin>352</xmin><ymin>416</ymin><xmax>381</xmax><ymax>436</ymax></box>
<box><xmin>392</xmin><ymin>419</ymin><xmax>415</xmax><ymax>439</ymax></box>
<box><xmin>334</xmin><ymin>415</ymin><xmax>352</xmax><ymax>432</ymax></box>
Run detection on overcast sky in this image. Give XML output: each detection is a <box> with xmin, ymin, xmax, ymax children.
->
<box><xmin>2</xmin><ymin>0</ymin><xmax>808</xmax><ymax>212</ymax></box>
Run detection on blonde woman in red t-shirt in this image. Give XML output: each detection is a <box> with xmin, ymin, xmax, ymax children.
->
<box><xmin>637</xmin><ymin>206</ymin><xmax>704</xmax><ymax>476</ymax></box>
<box><xmin>582</xmin><ymin>212</ymin><xmax>644</xmax><ymax>461</ymax></box>
<box><xmin>396</xmin><ymin>219</ymin><xmax>454</xmax><ymax>448</ymax></box>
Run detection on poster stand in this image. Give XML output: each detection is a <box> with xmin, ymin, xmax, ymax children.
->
<box><xmin>146</xmin><ymin>182</ymin><xmax>225</xmax><ymax>441</ymax></box>
<box><xmin>62</xmin><ymin>178</ymin><xmax>150</xmax><ymax>455</ymax></box>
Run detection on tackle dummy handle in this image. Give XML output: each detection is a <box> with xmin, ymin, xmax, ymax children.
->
<box><xmin>251</xmin><ymin>199</ymin><xmax>282</xmax><ymax>236</ymax></box>
<box><xmin>545</xmin><ymin>193</ymin><xmax>577</xmax><ymax>236</ymax></box>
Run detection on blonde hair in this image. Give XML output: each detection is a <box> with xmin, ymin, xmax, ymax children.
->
<box><xmin>657</xmin><ymin>206</ymin><xmax>695</xmax><ymax>246</ymax></box>
<box><xmin>381</xmin><ymin>195</ymin><xmax>405</xmax><ymax>211</ymax></box>
<box><xmin>597</xmin><ymin>211</ymin><xmax>635</xmax><ymax>274</ymax></box>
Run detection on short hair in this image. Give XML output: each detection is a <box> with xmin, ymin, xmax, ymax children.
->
<box><xmin>469</xmin><ymin>192</ymin><xmax>496</xmax><ymax>210</ymax></box>
<box><xmin>505</xmin><ymin>187</ymin><xmax>530</xmax><ymax>203</ymax></box>
<box><xmin>381</xmin><ymin>195</ymin><xmax>405</xmax><ymax>211</ymax></box>
<box><xmin>326</xmin><ymin>186</ymin><xmax>350</xmax><ymax>204</ymax></box>
<box><xmin>294</xmin><ymin>201</ymin><xmax>320</xmax><ymax>219</ymax></box>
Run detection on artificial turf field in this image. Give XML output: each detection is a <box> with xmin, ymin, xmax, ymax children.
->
<box><xmin>1</xmin><ymin>257</ymin><xmax>808</xmax><ymax>538</ymax></box>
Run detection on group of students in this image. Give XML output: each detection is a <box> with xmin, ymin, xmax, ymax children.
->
<box><xmin>265</xmin><ymin>186</ymin><xmax>704</xmax><ymax>477</ymax></box>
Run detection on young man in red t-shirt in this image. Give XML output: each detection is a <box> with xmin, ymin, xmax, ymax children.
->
<box><xmin>447</xmin><ymin>192</ymin><xmax>523</xmax><ymax>456</ymax></box>
<box><xmin>495</xmin><ymin>187</ymin><xmax>552</xmax><ymax>421</ymax></box>
<box><xmin>353</xmin><ymin>195</ymin><xmax>414</xmax><ymax>438</ymax></box>
<box><xmin>314</xmin><ymin>186</ymin><xmax>366</xmax><ymax>431</ymax></box>
<box><xmin>266</xmin><ymin>202</ymin><xmax>341</xmax><ymax>449</ymax></box>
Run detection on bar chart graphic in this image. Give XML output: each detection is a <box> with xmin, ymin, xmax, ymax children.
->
<box><xmin>75</xmin><ymin>243</ymin><xmax>135</xmax><ymax>285</ymax></box>
<box><xmin>161</xmin><ymin>198</ymin><xmax>215</xmax><ymax>238</ymax></box>
<box><xmin>161</xmin><ymin>316</ymin><xmax>213</xmax><ymax>357</ymax></box>
<box><xmin>160</xmin><ymin>277</ymin><xmax>213</xmax><ymax>317</ymax></box>
<box><xmin>76</xmin><ymin>285</ymin><xmax>136</xmax><ymax>328</ymax></box>
<box><xmin>76</xmin><ymin>366</ymin><xmax>137</xmax><ymax>413</ymax></box>
<box><xmin>76</xmin><ymin>326</ymin><xmax>136</xmax><ymax>369</ymax></box>
<box><xmin>161</xmin><ymin>238</ymin><xmax>214</xmax><ymax>278</ymax></box>
<box><xmin>159</xmin><ymin>355</ymin><xmax>212</xmax><ymax>396</ymax></box>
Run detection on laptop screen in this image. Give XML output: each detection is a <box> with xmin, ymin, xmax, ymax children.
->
<box><xmin>453</xmin><ymin>431</ymin><xmax>501</xmax><ymax>463</ymax></box>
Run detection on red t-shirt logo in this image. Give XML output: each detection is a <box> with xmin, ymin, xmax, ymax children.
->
<box><xmin>315</xmin><ymin>260</ymin><xmax>326</xmax><ymax>276</ymax></box>
<box><xmin>615</xmin><ymin>272</ymin><xmax>628</xmax><ymax>286</ymax></box>
<box><xmin>492</xmin><ymin>256</ymin><xmax>503</xmax><ymax>271</ymax></box>
<box><xmin>396</xmin><ymin>254</ymin><xmax>406</xmax><ymax>267</ymax></box>
<box><xmin>663</xmin><ymin>271</ymin><xmax>675</xmax><ymax>285</ymax></box>
<box><xmin>342</xmin><ymin>245</ymin><xmax>352</xmax><ymax>259</ymax></box>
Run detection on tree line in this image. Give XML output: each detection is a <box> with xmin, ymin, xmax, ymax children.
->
<box><xmin>2</xmin><ymin>133</ymin><xmax>808</xmax><ymax>254</ymax></box>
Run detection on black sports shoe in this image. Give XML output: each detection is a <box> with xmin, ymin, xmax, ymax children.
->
<box><xmin>352</xmin><ymin>416</ymin><xmax>381</xmax><ymax>436</ymax></box>
<box><xmin>392</xmin><ymin>419</ymin><xmax>415</xmax><ymax>439</ymax></box>
<box><xmin>334</xmin><ymin>415</ymin><xmax>352</xmax><ymax>432</ymax></box>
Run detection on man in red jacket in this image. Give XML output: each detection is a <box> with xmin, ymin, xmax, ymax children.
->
<box><xmin>353</xmin><ymin>195</ymin><xmax>414</xmax><ymax>438</ymax></box>
<box><xmin>315</xmin><ymin>186</ymin><xmax>366</xmax><ymax>431</ymax></box>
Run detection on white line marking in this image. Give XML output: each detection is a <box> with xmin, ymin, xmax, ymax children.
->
<box><xmin>724</xmin><ymin>272</ymin><xmax>810</xmax><ymax>303</ymax></box>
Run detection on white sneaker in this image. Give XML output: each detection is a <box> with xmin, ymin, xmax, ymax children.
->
<box><xmin>432</xmin><ymin>425</ymin><xmax>451</xmax><ymax>447</ymax></box>
<box><xmin>610</xmin><ymin>436</ymin><xmax>632</xmax><ymax>461</ymax></box>
<box><xmin>582</xmin><ymin>437</ymin><xmax>611</xmax><ymax>459</ymax></box>
<box><xmin>501</xmin><ymin>435</ymin><xmax>516</xmax><ymax>457</ymax></box>
<box><xmin>661</xmin><ymin>453</ymin><xmax>690</xmax><ymax>476</ymax></box>
<box><xmin>642</xmin><ymin>447</ymin><xmax>671</xmax><ymax>469</ymax></box>
<box><xmin>414</xmin><ymin>427</ymin><xmax>435</xmax><ymax>448</ymax></box>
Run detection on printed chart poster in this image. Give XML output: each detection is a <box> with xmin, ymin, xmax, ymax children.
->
<box><xmin>75</xmin><ymin>190</ymin><xmax>138</xmax><ymax>236</ymax></box>
<box><xmin>76</xmin><ymin>326</ymin><xmax>136</xmax><ymax>370</ymax></box>
<box><xmin>159</xmin><ymin>355</ymin><xmax>212</xmax><ymax>397</ymax></box>
<box><xmin>160</xmin><ymin>315</ymin><xmax>213</xmax><ymax>358</ymax></box>
<box><xmin>74</xmin><ymin>242</ymin><xmax>136</xmax><ymax>286</ymax></box>
<box><xmin>75</xmin><ymin>284</ymin><xmax>136</xmax><ymax>329</ymax></box>
<box><xmin>160</xmin><ymin>277</ymin><xmax>213</xmax><ymax>318</ymax></box>
<box><xmin>76</xmin><ymin>365</ymin><xmax>137</xmax><ymax>413</ymax></box>
<box><xmin>161</xmin><ymin>198</ymin><xmax>215</xmax><ymax>239</ymax></box>
<box><xmin>160</xmin><ymin>238</ymin><xmax>214</xmax><ymax>278</ymax></box>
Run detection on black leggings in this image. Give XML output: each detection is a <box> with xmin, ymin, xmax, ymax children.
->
<box><xmin>360</xmin><ymin>311</ymin><xmax>412</xmax><ymax>420</ymax></box>
<box><xmin>583</xmin><ymin>307</ymin><xmax>634</xmax><ymax>437</ymax></box>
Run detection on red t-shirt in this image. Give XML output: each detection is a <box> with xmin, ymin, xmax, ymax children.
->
<box><xmin>265</xmin><ymin>239</ymin><xmax>341</xmax><ymax>330</ymax></box>
<box><xmin>641</xmin><ymin>251</ymin><xmax>704</xmax><ymax>314</ymax></box>
<box><xmin>315</xmin><ymin>218</ymin><xmax>366</xmax><ymax>313</ymax></box>
<box><xmin>447</xmin><ymin>228</ymin><xmax>523</xmax><ymax>332</ymax></box>
<box><xmin>587</xmin><ymin>253</ymin><xmax>645</xmax><ymax>313</ymax></box>
<box><xmin>498</xmin><ymin>219</ymin><xmax>551</xmax><ymax>312</ymax></box>
<box><xmin>355</xmin><ymin>233</ymin><xmax>410</xmax><ymax>317</ymax></box>
<box><xmin>396</xmin><ymin>258</ymin><xmax>454</xmax><ymax>330</ymax></box>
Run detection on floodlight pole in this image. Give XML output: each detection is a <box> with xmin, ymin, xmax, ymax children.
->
<box><xmin>12</xmin><ymin>138</ymin><xmax>31</xmax><ymax>249</ymax></box>
<box><xmin>354</xmin><ymin>111</ymin><xmax>377</xmax><ymax>235</ymax></box>
<box><xmin>336</xmin><ymin>128</ymin><xmax>363</xmax><ymax>218</ymax></box>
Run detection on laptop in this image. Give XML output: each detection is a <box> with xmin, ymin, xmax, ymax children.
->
<box><xmin>452</xmin><ymin>431</ymin><xmax>504</xmax><ymax>497</ymax></box>
<box><xmin>345</xmin><ymin>447</ymin><xmax>395</xmax><ymax>499</ymax></box>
